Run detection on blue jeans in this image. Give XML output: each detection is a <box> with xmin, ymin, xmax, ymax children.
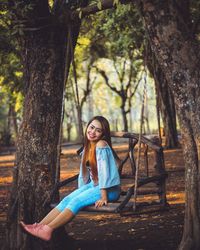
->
<box><xmin>56</xmin><ymin>181</ymin><xmax>120</xmax><ymax>215</ymax></box>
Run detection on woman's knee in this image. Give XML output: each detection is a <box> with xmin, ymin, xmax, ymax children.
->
<box><xmin>66</xmin><ymin>197</ymin><xmax>82</xmax><ymax>214</ymax></box>
<box><xmin>56</xmin><ymin>195</ymin><xmax>71</xmax><ymax>212</ymax></box>
<box><xmin>107</xmin><ymin>189</ymin><xmax>121</xmax><ymax>201</ymax></box>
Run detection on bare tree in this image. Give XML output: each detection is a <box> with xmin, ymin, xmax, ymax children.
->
<box><xmin>96</xmin><ymin>57</ymin><xmax>140</xmax><ymax>131</ymax></box>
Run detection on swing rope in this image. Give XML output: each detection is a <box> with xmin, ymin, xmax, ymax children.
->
<box><xmin>55</xmin><ymin>24</ymin><xmax>82</xmax><ymax>183</ymax></box>
<box><xmin>55</xmin><ymin>24</ymin><xmax>84</xmax><ymax>188</ymax></box>
<box><xmin>155</xmin><ymin>84</ymin><xmax>162</xmax><ymax>143</ymax></box>
<box><xmin>152</xmin><ymin>55</ymin><xmax>162</xmax><ymax>144</ymax></box>
<box><xmin>133</xmin><ymin>68</ymin><xmax>147</xmax><ymax>211</ymax></box>
<box><xmin>68</xmin><ymin>26</ymin><xmax>84</xmax><ymax>142</ymax></box>
<box><xmin>54</xmin><ymin>28</ymin><xmax>72</xmax><ymax>185</ymax></box>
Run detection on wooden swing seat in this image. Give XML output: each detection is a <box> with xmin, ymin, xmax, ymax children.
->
<box><xmin>50</xmin><ymin>132</ymin><xmax>169</xmax><ymax>215</ymax></box>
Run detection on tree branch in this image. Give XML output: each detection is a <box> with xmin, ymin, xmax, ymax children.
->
<box><xmin>113</xmin><ymin>58</ymin><xmax>127</xmax><ymax>84</ymax></box>
<box><xmin>71</xmin><ymin>0</ymin><xmax>132</xmax><ymax>20</ymax></box>
<box><xmin>80</xmin><ymin>62</ymin><xmax>96</xmax><ymax>108</ymax></box>
<box><xmin>125</xmin><ymin>61</ymin><xmax>133</xmax><ymax>95</ymax></box>
<box><xmin>121</xmin><ymin>59</ymin><xmax>127</xmax><ymax>83</ymax></box>
<box><xmin>131</xmin><ymin>78</ymin><xmax>140</xmax><ymax>98</ymax></box>
<box><xmin>95</xmin><ymin>66</ymin><xmax>120</xmax><ymax>94</ymax></box>
<box><xmin>128</xmin><ymin>76</ymin><xmax>141</xmax><ymax>109</ymax></box>
<box><xmin>113</xmin><ymin>60</ymin><xmax>122</xmax><ymax>83</ymax></box>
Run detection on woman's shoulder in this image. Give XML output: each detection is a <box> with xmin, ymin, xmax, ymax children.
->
<box><xmin>96</xmin><ymin>140</ymin><xmax>108</xmax><ymax>148</ymax></box>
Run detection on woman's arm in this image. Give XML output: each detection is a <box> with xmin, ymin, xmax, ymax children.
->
<box><xmin>95</xmin><ymin>140</ymin><xmax>108</xmax><ymax>207</ymax></box>
<box><xmin>95</xmin><ymin>188</ymin><xmax>108</xmax><ymax>208</ymax></box>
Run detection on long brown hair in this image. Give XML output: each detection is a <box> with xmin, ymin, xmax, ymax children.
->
<box><xmin>82</xmin><ymin>116</ymin><xmax>113</xmax><ymax>183</ymax></box>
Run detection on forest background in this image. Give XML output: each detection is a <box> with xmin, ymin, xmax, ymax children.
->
<box><xmin>0</xmin><ymin>1</ymin><xmax>200</xmax><ymax>250</ymax></box>
<box><xmin>0</xmin><ymin>1</ymin><xmax>174</xmax><ymax>145</ymax></box>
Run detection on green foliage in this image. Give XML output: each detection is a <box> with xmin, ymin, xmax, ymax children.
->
<box><xmin>79</xmin><ymin>4</ymin><xmax>146</xmax><ymax>108</ymax></box>
<box><xmin>2</xmin><ymin>1</ymin><xmax>34</xmax><ymax>36</ymax></box>
<box><xmin>97</xmin><ymin>1</ymin><xmax>102</xmax><ymax>10</ymax></box>
<box><xmin>99</xmin><ymin>4</ymin><xmax>144</xmax><ymax>59</ymax></box>
<box><xmin>0</xmin><ymin>4</ymin><xmax>24</xmax><ymax>143</ymax></box>
<box><xmin>0</xmin><ymin>3</ymin><xmax>23</xmax><ymax>90</ymax></box>
<box><xmin>74</xmin><ymin>4</ymin><xmax>152</xmax><ymax>131</ymax></box>
<box><xmin>190</xmin><ymin>0</ymin><xmax>200</xmax><ymax>39</ymax></box>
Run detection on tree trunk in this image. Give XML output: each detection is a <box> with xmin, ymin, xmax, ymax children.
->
<box><xmin>121</xmin><ymin>105</ymin><xmax>128</xmax><ymax>131</ymax></box>
<box><xmin>66</xmin><ymin>123</ymin><xmax>72</xmax><ymax>141</ymax></box>
<box><xmin>6</xmin><ymin>18</ymin><xmax>80</xmax><ymax>250</ymax></box>
<box><xmin>10</xmin><ymin>104</ymin><xmax>19</xmax><ymax>139</ymax></box>
<box><xmin>88</xmin><ymin>92</ymin><xmax>94</xmax><ymax>119</ymax></box>
<box><xmin>137</xmin><ymin>1</ymin><xmax>200</xmax><ymax>249</ymax></box>
<box><xmin>121</xmin><ymin>97</ymin><xmax>128</xmax><ymax>131</ymax></box>
<box><xmin>154</xmin><ymin>65</ymin><xmax>179</xmax><ymax>148</ymax></box>
<box><xmin>146</xmin><ymin>46</ymin><xmax>179</xmax><ymax>148</ymax></box>
<box><xmin>159</xmin><ymin>81</ymin><xmax>178</xmax><ymax>148</ymax></box>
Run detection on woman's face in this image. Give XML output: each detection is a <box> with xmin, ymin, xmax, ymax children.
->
<box><xmin>86</xmin><ymin>119</ymin><xmax>103</xmax><ymax>142</ymax></box>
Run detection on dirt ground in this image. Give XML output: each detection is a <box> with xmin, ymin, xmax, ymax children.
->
<box><xmin>0</xmin><ymin>143</ymin><xmax>185</xmax><ymax>250</ymax></box>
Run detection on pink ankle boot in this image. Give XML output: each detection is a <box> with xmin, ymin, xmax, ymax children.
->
<box><xmin>24</xmin><ymin>224</ymin><xmax>53</xmax><ymax>241</ymax></box>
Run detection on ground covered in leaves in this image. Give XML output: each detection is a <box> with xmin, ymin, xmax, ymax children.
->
<box><xmin>0</xmin><ymin>143</ymin><xmax>185</xmax><ymax>250</ymax></box>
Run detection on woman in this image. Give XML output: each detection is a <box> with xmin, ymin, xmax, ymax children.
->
<box><xmin>20</xmin><ymin>116</ymin><xmax>120</xmax><ymax>241</ymax></box>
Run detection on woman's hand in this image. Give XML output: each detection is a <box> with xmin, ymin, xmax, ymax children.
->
<box><xmin>95</xmin><ymin>198</ymin><xmax>108</xmax><ymax>208</ymax></box>
<box><xmin>95</xmin><ymin>189</ymin><xmax>108</xmax><ymax>207</ymax></box>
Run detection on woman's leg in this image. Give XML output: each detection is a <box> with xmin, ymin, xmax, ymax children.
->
<box><xmin>22</xmin><ymin>185</ymin><xmax>100</xmax><ymax>241</ymax></box>
<box><xmin>19</xmin><ymin>208</ymin><xmax>61</xmax><ymax>241</ymax></box>
<box><xmin>45</xmin><ymin>185</ymin><xmax>121</xmax><ymax>232</ymax></box>
<box><xmin>39</xmin><ymin>207</ymin><xmax>61</xmax><ymax>225</ymax></box>
<box><xmin>34</xmin><ymin>182</ymin><xmax>94</xmax><ymax>225</ymax></box>
<box><xmin>107</xmin><ymin>186</ymin><xmax>121</xmax><ymax>202</ymax></box>
<box><xmin>47</xmin><ymin>208</ymin><xmax>74</xmax><ymax>229</ymax></box>
<box><xmin>63</xmin><ymin>184</ymin><xmax>101</xmax><ymax>215</ymax></box>
<box><xmin>20</xmin><ymin>183</ymin><xmax>95</xmax><ymax>240</ymax></box>
<box><xmin>44</xmin><ymin>184</ymin><xmax>102</xmax><ymax>230</ymax></box>
<box><xmin>55</xmin><ymin>182</ymin><xmax>93</xmax><ymax>213</ymax></box>
<box><xmin>22</xmin><ymin>208</ymin><xmax>75</xmax><ymax>241</ymax></box>
<box><xmin>21</xmin><ymin>185</ymin><xmax>120</xmax><ymax>241</ymax></box>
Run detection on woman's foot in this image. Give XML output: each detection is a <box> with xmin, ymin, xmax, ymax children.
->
<box><xmin>23</xmin><ymin>224</ymin><xmax>53</xmax><ymax>241</ymax></box>
<box><xmin>20</xmin><ymin>221</ymin><xmax>41</xmax><ymax>230</ymax></box>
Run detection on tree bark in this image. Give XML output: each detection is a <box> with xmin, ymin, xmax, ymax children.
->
<box><xmin>154</xmin><ymin>63</ymin><xmax>179</xmax><ymax>148</ymax></box>
<box><xmin>121</xmin><ymin>102</ymin><xmax>128</xmax><ymax>131</ymax></box>
<box><xmin>6</xmin><ymin>6</ymin><xmax>81</xmax><ymax>250</ymax></box>
<box><xmin>137</xmin><ymin>1</ymin><xmax>200</xmax><ymax>249</ymax></box>
<box><xmin>158</xmin><ymin>76</ymin><xmax>178</xmax><ymax>148</ymax></box>
<box><xmin>146</xmin><ymin>44</ymin><xmax>179</xmax><ymax>148</ymax></box>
